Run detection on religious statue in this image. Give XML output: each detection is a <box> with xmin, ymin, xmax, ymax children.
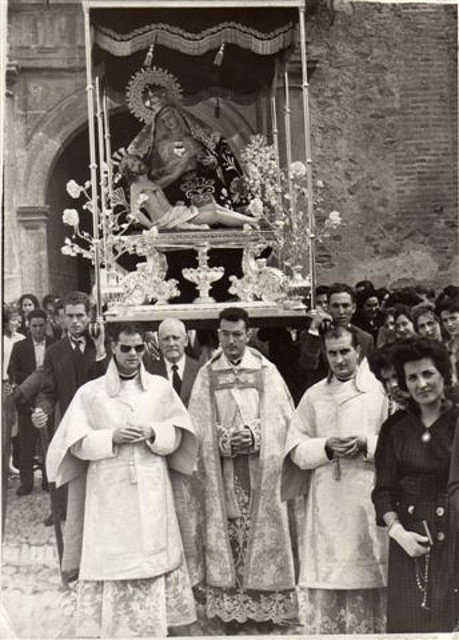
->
<box><xmin>125</xmin><ymin>66</ymin><xmax>254</xmax><ymax>228</ymax></box>
<box><xmin>120</xmin><ymin>154</ymin><xmax>258</xmax><ymax>231</ymax></box>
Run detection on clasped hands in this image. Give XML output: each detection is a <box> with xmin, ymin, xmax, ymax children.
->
<box><xmin>112</xmin><ymin>423</ymin><xmax>154</xmax><ymax>445</ymax></box>
<box><xmin>230</xmin><ymin>426</ymin><xmax>254</xmax><ymax>456</ymax></box>
<box><xmin>325</xmin><ymin>436</ymin><xmax>367</xmax><ymax>459</ymax></box>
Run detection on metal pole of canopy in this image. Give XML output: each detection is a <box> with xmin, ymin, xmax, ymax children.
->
<box><xmin>103</xmin><ymin>90</ymin><xmax>114</xmax><ymax>203</ymax></box>
<box><xmin>270</xmin><ymin>68</ymin><xmax>284</xmax><ymax>270</ymax></box>
<box><xmin>298</xmin><ymin>4</ymin><xmax>316</xmax><ymax>308</ymax></box>
<box><xmin>83</xmin><ymin>6</ymin><xmax>102</xmax><ymax>318</ymax></box>
<box><xmin>95</xmin><ymin>77</ymin><xmax>108</xmax><ymax>266</ymax></box>
<box><xmin>283</xmin><ymin>70</ymin><xmax>295</xmax><ymax>239</ymax></box>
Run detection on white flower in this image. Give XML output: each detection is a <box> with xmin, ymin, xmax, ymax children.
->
<box><xmin>62</xmin><ymin>208</ymin><xmax>80</xmax><ymax>227</ymax></box>
<box><xmin>66</xmin><ymin>180</ymin><xmax>82</xmax><ymax>199</ymax></box>
<box><xmin>61</xmin><ymin>245</ymin><xmax>75</xmax><ymax>256</ymax></box>
<box><xmin>328</xmin><ymin>210</ymin><xmax>342</xmax><ymax>227</ymax></box>
<box><xmin>137</xmin><ymin>193</ymin><xmax>149</xmax><ymax>205</ymax></box>
<box><xmin>289</xmin><ymin>161</ymin><xmax>307</xmax><ymax>180</ymax></box>
<box><xmin>143</xmin><ymin>226</ymin><xmax>159</xmax><ymax>238</ymax></box>
<box><xmin>316</xmin><ymin>179</ymin><xmax>324</xmax><ymax>189</ymax></box>
<box><xmin>248</xmin><ymin>197</ymin><xmax>264</xmax><ymax>218</ymax></box>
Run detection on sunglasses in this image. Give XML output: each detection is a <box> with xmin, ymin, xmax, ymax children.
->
<box><xmin>118</xmin><ymin>344</ymin><xmax>145</xmax><ymax>354</ymax></box>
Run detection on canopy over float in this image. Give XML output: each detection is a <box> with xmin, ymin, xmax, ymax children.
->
<box><xmin>74</xmin><ymin>0</ymin><xmax>319</xmax><ymax>326</ymax></box>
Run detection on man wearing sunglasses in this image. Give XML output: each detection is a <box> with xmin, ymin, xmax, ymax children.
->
<box><xmin>46</xmin><ymin>322</ymin><xmax>198</xmax><ymax>637</ymax></box>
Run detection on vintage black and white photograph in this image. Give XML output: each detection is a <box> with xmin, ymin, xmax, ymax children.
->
<box><xmin>1</xmin><ymin>0</ymin><xmax>458</xmax><ymax>637</ymax></box>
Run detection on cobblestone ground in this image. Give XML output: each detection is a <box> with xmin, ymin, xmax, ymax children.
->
<box><xmin>2</xmin><ymin>474</ymin><xmax>77</xmax><ymax>638</ymax></box>
<box><xmin>1</xmin><ymin>473</ymin><xmax>303</xmax><ymax>638</ymax></box>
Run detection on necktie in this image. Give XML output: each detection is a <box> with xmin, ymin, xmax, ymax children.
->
<box><xmin>71</xmin><ymin>338</ymin><xmax>84</xmax><ymax>358</ymax></box>
<box><xmin>171</xmin><ymin>364</ymin><xmax>182</xmax><ymax>396</ymax></box>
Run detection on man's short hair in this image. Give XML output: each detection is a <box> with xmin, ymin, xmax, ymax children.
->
<box><xmin>63</xmin><ymin>291</ymin><xmax>91</xmax><ymax>313</ymax></box>
<box><xmin>219</xmin><ymin>307</ymin><xmax>249</xmax><ymax>329</ymax></box>
<box><xmin>323</xmin><ymin>324</ymin><xmax>359</xmax><ymax>349</ymax></box>
<box><xmin>27</xmin><ymin>309</ymin><xmax>48</xmax><ymax>323</ymax></box>
<box><xmin>109</xmin><ymin>323</ymin><xmax>145</xmax><ymax>343</ymax></box>
<box><xmin>436</xmin><ymin>296</ymin><xmax>459</xmax><ymax>317</ymax></box>
<box><xmin>327</xmin><ymin>283</ymin><xmax>356</xmax><ymax>303</ymax></box>
<box><xmin>42</xmin><ymin>294</ymin><xmax>57</xmax><ymax>309</ymax></box>
<box><xmin>392</xmin><ymin>337</ymin><xmax>452</xmax><ymax>390</ymax></box>
<box><xmin>55</xmin><ymin>299</ymin><xmax>65</xmax><ymax>314</ymax></box>
<box><xmin>158</xmin><ymin>317</ymin><xmax>187</xmax><ymax>336</ymax></box>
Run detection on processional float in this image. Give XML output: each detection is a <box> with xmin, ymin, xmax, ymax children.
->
<box><xmin>66</xmin><ymin>0</ymin><xmax>340</xmax><ymax>328</ymax></box>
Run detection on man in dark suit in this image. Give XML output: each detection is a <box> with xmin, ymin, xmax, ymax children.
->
<box><xmin>144</xmin><ymin>318</ymin><xmax>200</xmax><ymax>407</ymax></box>
<box><xmin>8</xmin><ymin>309</ymin><xmax>55</xmax><ymax>495</ymax></box>
<box><xmin>32</xmin><ymin>291</ymin><xmax>108</xmax><ymax>523</ymax></box>
<box><xmin>299</xmin><ymin>282</ymin><xmax>374</xmax><ymax>389</ymax></box>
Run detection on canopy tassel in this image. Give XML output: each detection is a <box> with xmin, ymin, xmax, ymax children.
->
<box><xmin>143</xmin><ymin>43</ymin><xmax>155</xmax><ymax>68</ymax></box>
<box><xmin>214</xmin><ymin>43</ymin><xmax>225</xmax><ymax>67</ymax></box>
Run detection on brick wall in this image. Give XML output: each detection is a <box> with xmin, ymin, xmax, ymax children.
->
<box><xmin>305</xmin><ymin>1</ymin><xmax>457</xmax><ymax>289</ymax></box>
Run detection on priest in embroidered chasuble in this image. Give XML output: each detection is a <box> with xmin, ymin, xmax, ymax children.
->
<box><xmin>46</xmin><ymin>324</ymin><xmax>198</xmax><ymax>638</ymax></box>
<box><xmin>188</xmin><ymin>307</ymin><xmax>298</xmax><ymax>630</ymax></box>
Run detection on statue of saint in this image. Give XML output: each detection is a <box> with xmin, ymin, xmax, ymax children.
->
<box><xmin>125</xmin><ymin>68</ymin><xmax>253</xmax><ymax>227</ymax></box>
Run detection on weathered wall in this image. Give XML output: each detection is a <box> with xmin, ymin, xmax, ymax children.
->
<box><xmin>302</xmin><ymin>1</ymin><xmax>458</xmax><ymax>288</ymax></box>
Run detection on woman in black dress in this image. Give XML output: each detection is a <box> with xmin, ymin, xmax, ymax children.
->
<box><xmin>372</xmin><ymin>338</ymin><xmax>458</xmax><ymax>632</ymax></box>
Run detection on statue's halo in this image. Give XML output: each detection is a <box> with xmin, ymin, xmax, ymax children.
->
<box><xmin>126</xmin><ymin>66</ymin><xmax>183</xmax><ymax>124</ymax></box>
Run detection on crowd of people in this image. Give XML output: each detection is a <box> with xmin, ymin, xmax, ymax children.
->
<box><xmin>2</xmin><ymin>279</ymin><xmax>459</xmax><ymax>637</ymax></box>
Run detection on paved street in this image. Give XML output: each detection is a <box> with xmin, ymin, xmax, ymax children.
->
<box><xmin>2</xmin><ymin>474</ymin><xmax>76</xmax><ymax>638</ymax></box>
<box><xmin>1</xmin><ymin>474</ymin><xmax>304</xmax><ymax>639</ymax></box>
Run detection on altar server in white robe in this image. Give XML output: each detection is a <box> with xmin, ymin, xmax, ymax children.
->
<box><xmin>46</xmin><ymin>322</ymin><xmax>197</xmax><ymax>638</ymax></box>
<box><xmin>283</xmin><ymin>325</ymin><xmax>388</xmax><ymax>634</ymax></box>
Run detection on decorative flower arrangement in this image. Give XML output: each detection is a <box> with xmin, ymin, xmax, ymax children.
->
<box><xmin>61</xmin><ymin>173</ymin><xmax>138</xmax><ymax>265</ymax></box>
<box><xmin>241</xmin><ymin>135</ymin><xmax>342</xmax><ymax>273</ymax></box>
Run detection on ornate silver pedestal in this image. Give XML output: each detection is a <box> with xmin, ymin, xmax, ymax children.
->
<box><xmin>182</xmin><ymin>243</ymin><xmax>225</xmax><ymax>304</ymax></box>
<box><xmin>103</xmin><ymin>229</ymin><xmax>309</xmax><ymax>321</ymax></box>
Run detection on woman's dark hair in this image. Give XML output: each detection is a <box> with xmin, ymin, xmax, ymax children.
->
<box><xmin>393</xmin><ymin>304</ymin><xmax>413</xmax><ymax>323</ymax></box>
<box><xmin>392</xmin><ymin>337</ymin><xmax>452</xmax><ymax>391</ymax></box>
<box><xmin>380</xmin><ymin>307</ymin><xmax>396</xmax><ymax>324</ymax></box>
<box><xmin>18</xmin><ymin>294</ymin><xmax>40</xmax><ymax>316</ymax></box>
<box><xmin>385</xmin><ymin>287</ymin><xmax>424</xmax><ymax>308</ymax></box>
<box><xmin>368</xmin><ymin>345</ymin><xmax>396</xmax><ymax>383</ymax></box>
<box><xmin>376</xmin><ymin>287</ymin><xmax>391</xmax><ymax>304</ymax></box>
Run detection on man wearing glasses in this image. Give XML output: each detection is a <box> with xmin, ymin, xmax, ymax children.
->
<box><xmin>188</xmin><ymin>307</ymin><xmax>298</xmax><ymax>632</ymax></box>
<box><xmin>46</xmin><ymin>322</ymin><xmax>198</xmax><ymax>637</ymax></box>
